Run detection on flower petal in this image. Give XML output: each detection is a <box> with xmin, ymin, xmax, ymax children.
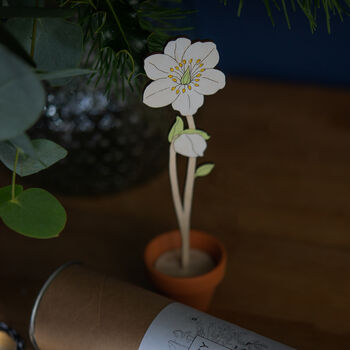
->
<box><xmin>171</xmin><ymin>89</ymin><xmax>204</xmax><ymax>116</ymax></box>
<box><xmin>164</xmin><ymin>38</ymin><xmax>191</xmax><ymax>63</ymax></box>
<box><xmin>143</xmin><ymin>78</ymin><xmax>176</xmax><ymax>108</ymax></box>
<box><xmin>183</xmin><ymin>41</ymin><xmax>219</xmax><ymax>69</ymax></box>
<box><xmin>174</xmin><ymin>134</ymin><xmax>207</xmax><ymax>158</ymax></box>
<box><xmin>193</xmin><ymin>69</ymin><xmax>226</xmax><ymax>96</ymax></box>
<box><xmin>144</xmin><ymin>54</ymin><xmax>178</xmax><ymax>80</ymax></box>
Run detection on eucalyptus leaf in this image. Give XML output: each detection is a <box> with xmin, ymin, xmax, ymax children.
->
<box><xmin>180</xmin><ymin>129</ymin><xmax>210</xmax><ymax>140</ymax></box>
<box><xmin>195</xmin><ymin>163</ymin><xmax>215</xmax><ymax>178</ymax></box>
<box><xmin>168</xmin><ymin>116</ymin><xmax>184</xmax><ymax>143</ymax></box>
<box><xmin>0</xmin><ymin>139</ymin><xmax>67</xmax><ymax>176</ymax></box>
<box><xmin>6</xmin><ymin>18</ymin><xmax>83</xmax><ymax>85</ymax></box>
<box><xmin>0</xmin><ymin>23</ymin><xmax>35</xmax><ymax>66</ymax></box>
<box><xmin>0</xmin><ymin>185</ymin><xmax>23</xmax><ymax>209</ymax></box>
<box><xmin>0</xmin><ymin>44</ymin><xmax>45</xmax><ymax>141</ymax></box>
<box><xmin>0</xmin><ymin>188</ymin><xmax>66</xmax><ymax>238</ymax></box>
<box><xmin>36</xmin><ymin>68</ymin><xmax>94</xmax><ymax>81</ymax></box>
<box><xmin>9</xmin><ymin>133</ymin><xmax>37</xmax><ymax>158</ymax></box>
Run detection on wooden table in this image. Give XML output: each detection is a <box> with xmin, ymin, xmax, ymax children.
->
<box><xmin>1</xmin><ymin>79</ymin><xmax>350</xmax><ymax>349</ymax></box>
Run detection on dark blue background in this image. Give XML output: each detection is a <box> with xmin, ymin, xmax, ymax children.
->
<box><xmin>183</xmin><ymin>1</ymin><xmax>350</xmax><ymax>87</ymax></box>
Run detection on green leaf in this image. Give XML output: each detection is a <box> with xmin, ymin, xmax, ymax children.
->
<box><xmin>195</xmin><ymin>163</ymin><xmax>215</xmax><ymax>178</ymax></box>
<box><xmin>0</xmin><ymin>188</ymin><xmax>66</xmax><ymax>238</ymax></box>
<box><xmin>0</xmin><ymin>139</ymin><xmax>67</xmax><ymax>176</ymax></box>
<box><xmin>168</xmin><ymin>116</ymin><xmax>184</xmax><ymax>143</ymax></box>
<box><xmin>36</xmin><ymin>68</ymin><xmax>94</xmax><ymax>81</ymax></box>
<box><xmin>0</xmin><ymin>23</ymin><xmax>35</xmax><ymax>67</ymax></box>
<box><xmin>180</xmin><ymin>129</ymin><xmax>210</xmax><ymax>140</ymax></box>
<box><xmin>9</xmin><ymin>133</ymin><xmax>37</xmax><ymax>158</ymax></box>
<box><xmin>0</xmin><ymin>44</ymin><xmax>45</xmax><ymax>141</ymax></box>
<box><xmin>0</xmin><ymin>185</ymin><xmax>23</xmax><ymax>209</ymax></box>
<box><xmin>6</xmin><ymin>18</ymin><xmax>83</xmax><ymax>85</ymax></box>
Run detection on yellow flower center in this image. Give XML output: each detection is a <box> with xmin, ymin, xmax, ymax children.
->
<box><xmin>168</xmin><ymin>58</ymin><xmax>205</xmax><ymax>92</ymax></box>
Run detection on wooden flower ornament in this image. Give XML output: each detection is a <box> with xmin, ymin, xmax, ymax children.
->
<box><xmin>143</xmin><ymin>38</ymin><xmax>225</xmax><ymax>269</ymax></box>
<box><xmin>143</xmin><ymin>38</ymin><xmax>225</xmax><ymax>116</ymax></box>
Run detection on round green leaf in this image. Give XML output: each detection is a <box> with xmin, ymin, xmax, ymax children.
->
<box><xmin>0</xmin><ymin>185</ymin><xmax>23</xmax><ymax>209</ymax></box>
<box><xmin>0</xmin><ymin>44</ymin><xmax>45</xmax><ymax>141</ymax></box>
<box><xmin>0</xmin><ymin>188</ymin><xmax>66</xmax><ymax>238</ymax></box>
<box><xmin>6</xmin><ymin>18</ymin><xmax>83</xmax><ymax>75</ymax></box>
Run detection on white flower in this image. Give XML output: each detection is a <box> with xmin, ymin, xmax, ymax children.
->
<box><xmin>143</xmin><ymin>37</ymin><xmax>225</xmax><ymax>116</ymax></box>
<box><xmin>173</xmin><ymin>133</ymin><xmax>207</xmax><ymax>158</ymax></box>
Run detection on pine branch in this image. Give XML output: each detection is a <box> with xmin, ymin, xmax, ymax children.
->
<box><xmin>233</xmin><ymin>0</ymin><xmax>350</xmax><ymax>32</ymax></box>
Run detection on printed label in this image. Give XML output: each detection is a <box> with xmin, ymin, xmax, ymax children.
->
<box><xmin>189</xmin><ymin>336</ymin><xmax>231</xmax><ymax>350</ymax></box>
<box><xmin>138</xmin><ymin>303</ymin><xmax>296</xmax><ymax>350</ymax></box>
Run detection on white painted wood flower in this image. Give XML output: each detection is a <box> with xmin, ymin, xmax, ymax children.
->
<box><xmin>143</xmin><ymin>37</ymin><xmax>225</xmax><ymax>116</ymax></box>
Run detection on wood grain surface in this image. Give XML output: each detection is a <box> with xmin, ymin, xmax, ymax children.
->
<box><xmin>0</xmin><ymin>79</ymin><xmax>349</xmax><ymax>349</ymax></box>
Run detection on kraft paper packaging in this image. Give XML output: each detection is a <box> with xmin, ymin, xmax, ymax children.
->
<box><xmin>30</xmin><ymin>263</ymin><xmax>296</xmax><ymax>350</ymax></box>
<box><xmin>29</xmin><ymin>263</ymin><xmax>171</xmax><ymax>350</ymax></box>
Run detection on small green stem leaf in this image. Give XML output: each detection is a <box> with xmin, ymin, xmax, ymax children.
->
<box><xmin>195</xmin><ymin>163</ymin><xmax>215</xmax><ymax>178</ymax></box>
<box><xmin>180</xmin><ymin>129</ymin><xmax>210</xmax><ymax>140</ymax></box>
<box><xmin>168</xmin><ymin>116</ymin><xmax>184</xmax><ymax>143</ymax></box>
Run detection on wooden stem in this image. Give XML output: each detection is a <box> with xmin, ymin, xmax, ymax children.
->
<box><xmin>168</xmin><ymin>115</ymin><xmax>197</xmax><ymax>270</ymax></box>
<box><xmin>181</xmin><ymin>115</ymin><xmax>196</xmax><ymax>268</ymax></box>
<box><xmin>169</xmin><ymin>144</ymin><xmax>185</xmax><ymax>237</ymax></box>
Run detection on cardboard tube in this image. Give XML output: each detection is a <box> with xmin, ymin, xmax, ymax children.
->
<box><xmin>0</xmin><ymin>332</ymin><xmax>16</xmax><ymax>350</ymax></box>
<box><xmin>30</xmin><ymin>263</ymin><xmax>295</xmax><ymax>350</ymax></box>
<box><xmin>29</xmin><ymin>263</ymin><xmax>170</xmax><ymax>350</ymax></box>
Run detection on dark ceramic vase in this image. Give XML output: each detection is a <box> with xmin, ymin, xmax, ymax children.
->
<box><xmin>27</xmin><ymin>79</ymin><xmax>171</xmax><ymax>196</ymax></box>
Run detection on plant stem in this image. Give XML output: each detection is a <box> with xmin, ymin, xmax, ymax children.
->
<box><xmin>169</xmin><ymin>143</ymin><xmax>185</xmax><ymax>236</ymax></box>
<box><xmin>11</xmin><ymin>149</ymin><xmax>19</xmax><ymax>201</ymax></box>
<box><xmin>181</xmin><ymin>115</ymin><xmax>196</xmax><ymax>268</ymax></box>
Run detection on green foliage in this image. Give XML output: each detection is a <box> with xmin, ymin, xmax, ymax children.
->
<box><xmin>0</xmin><ymin>139</ymin><xmax>67</xmax><ymax>177</ymax></box>
<box><xmin>230</xmin><ymin>0</ymin><xmax>350</xmax><ymax>32</ymax></box>
<box><xmin>0</xmin><ymin>188</ymin><xmax>67</xmax><ymax>238</ymax></box>
<box><xmin>36</xmin><ymin>68</ymin><xmax>94</xmax><ymax>81</ymax></box>
<box><xmin>168</xmin><ymin>116</ymin><xmax>184</xmax><ymax>142</ymax></box>
<box><xmin>6</xmin><ymin>18</ymin><xmax>83</xmax><ymax>84</ymax></box>
<box><xmin>0</xmin><ymin>185</ymin><xmax>23</xmax><ymax>209</ymax></box>
<box><xmin>66</xmin><ymin>0</ymin><xmax>193</xmax><ymax>94</ymax></box>
<box><xmin>0</xmin><ymin>2</ymin><xmax>86</xmax><ymax>239</ymax></box>
<box><xmin>195</xmin><ymin>163</ymin><xmax>215</xmax><ymax>178</ymax></box>
<box><xmin>0</xmin><ymin>24</ymin><xmax>35</xmax><ymax>66</ymax></box>
<box><xmin>0</xmin><ymin>44</ymin><xmax>45</xmax><ymax>141</ymax></box>
<box><xmin>9</xmin><ymin>133</ymin><xmax>37</xmax><ymax>158</ymax></box>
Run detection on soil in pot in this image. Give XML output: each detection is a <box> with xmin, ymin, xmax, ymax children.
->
<box><xmin>154</xmin><ymin>248</ymin><xmax>216</xmax><ymax>278</ymax></box>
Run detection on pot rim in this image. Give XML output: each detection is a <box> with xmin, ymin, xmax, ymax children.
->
<box><xmin>144</xmin><ymin>230</ymin><xmax>227</xmax><ymax>289</ymax></box>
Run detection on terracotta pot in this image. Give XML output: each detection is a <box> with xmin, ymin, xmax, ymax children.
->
<box><xmin>144</xmin><ymin>230</ymin><xmax>227</xmax><ymax>311</ymax></box>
